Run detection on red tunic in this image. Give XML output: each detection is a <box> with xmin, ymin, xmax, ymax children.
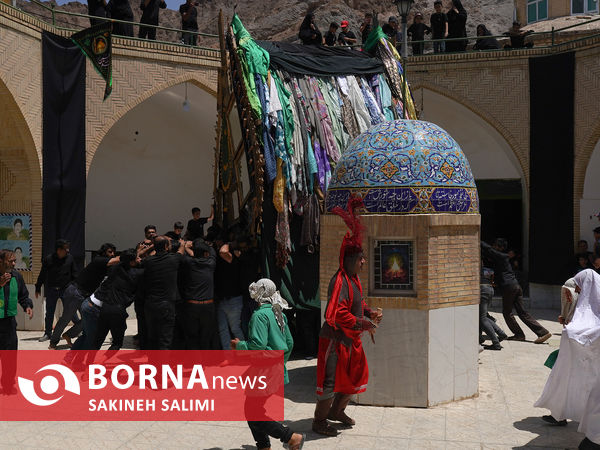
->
<box><xmin>316</xmin><ymin>270</ymin><xmax>372</xmax><ymax>396</ymax></box>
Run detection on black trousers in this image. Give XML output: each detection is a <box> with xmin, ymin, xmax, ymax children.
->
<box><xmin>245</xmin><ymin>391</ymin><xmax>293</xmax><ymax>449</ymax></box>
<box><xmin>479</xmin><ymin>283</ymin><xmax>506</xmax><ymax>345</ymax></box>
<box><xmin>134</xmin><ymin>295</ymin><xmax>147</xmax><ymax>349</ymax></box>
<box><xmin>172</xmin><ymin>302</ymin><xmax>187</xmax><ymax>350</ymax></box>
<box><xmin>139</xmin><ymin>22</ymin><xmax>157</xmax><ymax>40</ymax></box>
<box><xmin>183</xmin><ymin>301</ymin><xmax>217</xmax><ymax>350</ymax></box>
<box><xmin>93</xmin><ymin>304</ymin><xmax>128</xmax><ymax>350</ymax></box>
<box><xmin>144</xmin><ymin>302</ymin><xmax>175</xmax><ymax>350</ymax></box>
<box><xmin>501</xmin><ymin>283</ymin><xmax>548</xmax><ymax>338</ymax></box>
<box><xmin>412</xmin><ymin>42</ymin><xmax>424</xmax><ymax>55</ymax></box>
<box><xmin>50</xmin><ymin>283</ymin><xmax>83</xmax><ymax>346</ymax></box>
<box><xmin>0</xmin><ymin>317</ymin><xmax>18</xmax><ymax>391</ymax></box>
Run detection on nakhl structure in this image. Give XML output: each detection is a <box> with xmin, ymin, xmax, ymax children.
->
<box><xmin>215</xmin><ymin>13</ymin><xmax>417</xmax><ymax>312</ymax></box>
<box><xmin>216</xmin><ymin>13</ymin><xmax>480</xmax><ymax>406</ymax></box>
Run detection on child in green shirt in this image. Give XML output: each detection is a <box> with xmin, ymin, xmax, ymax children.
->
<box><xmin>231</xmin><ymin>278</ymin><xmax>304</xmax><ymax>450</ymax></box>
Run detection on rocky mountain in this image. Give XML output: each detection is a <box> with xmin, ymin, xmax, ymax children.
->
<box><xmin>17</xmin><ymin>0</ymin><xmax>514</xmax><ymax>46</ymax></box>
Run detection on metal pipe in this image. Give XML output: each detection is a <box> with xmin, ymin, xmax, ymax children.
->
<box><xmin>401</xmin><ymin>14</ymin><xmax>408</xmax><ymax>119</ymax></box>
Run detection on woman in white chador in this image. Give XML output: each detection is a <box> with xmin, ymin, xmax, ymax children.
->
<box><xmin>535</xmin><ymin>269</ymin><xmax>600</xmax><ymax>449</ymax></box>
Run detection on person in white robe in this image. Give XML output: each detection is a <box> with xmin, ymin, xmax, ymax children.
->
<box><xmin>534</xmin><ymin>269</ymin><xmax>600</xmax><ymax>449</ymax></box>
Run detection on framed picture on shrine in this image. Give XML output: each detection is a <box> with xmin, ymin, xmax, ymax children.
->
<box><xmin>370</xmin><ymin>238</ymin><xmax>415</xmax><ymax>295</ymax></box>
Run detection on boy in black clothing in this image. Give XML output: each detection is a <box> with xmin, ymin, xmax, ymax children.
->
<box><xmin>337</xmin><ymin>20</ymin><xmax>357</xmax><ymax>46</ymax></box>
<box><xmin>407</xmin><ymin>13</ymin><xmax>431</xmax><ymax>55</ymax></box>
<box><xmin>430</xmin><ymin>1</ymin><xmax>448</xmax><ymax>53</ymax></box>
<box><xmin>360</xmin><ymin>13</ymin><xmax>373</xmax><ymax>45</ymax></box>
<box><xmin>324</xmin><ymin>22</ymin><xmax>338</xmax><ymax>46</ymax></box>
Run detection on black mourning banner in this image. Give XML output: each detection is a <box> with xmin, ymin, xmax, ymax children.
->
<box><xmin>529</xmin><ymin>52</ymin><xmax>575</xmax><ymax>285</ymax></box>
<box><xmin>72</xmin><ymin>22</ymin><xmax>113</xmax><ymax>100</ymax></box>
<box><xmin>42</xmin><ymin>32</ymin><xmax>86</xmax><ymax>267</ymax></box>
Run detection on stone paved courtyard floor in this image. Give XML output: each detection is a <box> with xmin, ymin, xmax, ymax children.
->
<box><xmin>1</xmin><ymin>308</ymin><xmax>585</xmax><ymax>449</ymax></box>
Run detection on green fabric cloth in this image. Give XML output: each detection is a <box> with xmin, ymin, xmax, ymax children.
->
<box><xmin>231</xmin><ymin>14</ymin><xmax>269</xmax><ymax>119</ymax></box>
<box><xmin>236</xmin><ymin>304</ymin><xmax>294</xmax><ymax>384</ymax></box>
<box><xmin>0</xmin><ymin>277</ymin><xmax>18</xmax><ymax>319</ymax></box>
<box><xmin>363</xmin><ymin>25</ymin><xmax>388</xmax><ymax>52</ymax></box>
<box><xmin>544</xmin><ymin>349</ymin><xmax>559</xmax><ymax>369</ymax></box>
<box><xmin>237</xmin><ymin>46</ymin><xmax>263</xmax><ymax>120</ymax></box>
<box><xmin>231</xmin><ymin>14</ymin><xmax>269</xmax><ymax>77</ymax></box>
<box><xmin>260</xmin><ymin>202</ymin><xmax>320</xmax><ymax>310</ymax></box>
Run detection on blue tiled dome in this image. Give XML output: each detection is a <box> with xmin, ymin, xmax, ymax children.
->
<box><xmin>326</xmin><ymin>120</ymin><xmax>479</xmax><ymax>214</ymax></box>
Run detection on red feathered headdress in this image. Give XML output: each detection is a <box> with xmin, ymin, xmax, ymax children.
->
<box><xmin>325</xmin><ymin>195</ymin><xmax>365</xmax><ymax>329</ymax></box>
<box><xmin>331</xmin><ymin>196</ymin><xmax>365</xmax><ymax>269</ymax></box>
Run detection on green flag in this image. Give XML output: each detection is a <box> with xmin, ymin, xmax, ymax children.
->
<box><xmin>72</xmin><ymin>22</ymin><xmax>113</xmax><ymax>100</ymax></box>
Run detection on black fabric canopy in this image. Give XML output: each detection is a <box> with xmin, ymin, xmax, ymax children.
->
<box><xmin>256</xmin><ymin>41</ymin><xmax>384</xmax><ymax>76</ymax></box>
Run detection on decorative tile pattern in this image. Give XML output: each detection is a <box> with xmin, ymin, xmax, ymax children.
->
<box><xmin>326</xmin><ymin>120</ymin><xmax>479</xmax><ymax>214</ymax></box>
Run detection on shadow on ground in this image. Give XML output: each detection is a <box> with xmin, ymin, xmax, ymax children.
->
<box><xmin>513</xmin><ymin>416</ymin><xmax>583</xmax><ymax>449</ymax></box>
<box><xmin>285</xmin><ymin>365</ymin><xmax>316</xmax><ymax>404</ymax></box>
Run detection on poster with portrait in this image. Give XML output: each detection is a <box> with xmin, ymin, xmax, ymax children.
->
<box><xmin>371</xmin><ymin>239</ymin><xmax>414</xmax><ymax>295</ymax></box>
<box><xmin>0</xmin><ymin>213</ymin><xmax>32</xmax><ymax>271</ymax></box>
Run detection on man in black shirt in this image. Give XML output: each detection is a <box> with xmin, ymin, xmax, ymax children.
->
<box><xmin>106</xmin><ymin>0</ymin><xmax>134</xmax><ymax>37</ymax></box>
<box><xmin>87</xmin><ymin>0</ymin><xmax>107</xmax><ymax>26</ymax></box>
<box><xmin>142</xmin><ymin>236</ymin><xmax>184</xmax><ymax>349</ymax></box>
<box><xmin>133</xmin><ymin>225</ymin><xmax>156</xmax><ymax>349</ymax></box>
<box><xmin>0</xmin><ymin>250</ymin><xmax>33</xmax><ymax>394</ymax></box>
<box><xmin>35</xmin><ymin>239</ymin><xmax>78</xmax><ymax>343</ymax></box>
<box><xmin>324</xmin><ymin>22</ymin><xmax>338</xmax><ymax>46</ymax></box>
<box><xmin>337</xmin><ymin>20</ymin><xmax>357</xmax><ymax>47</ymax></box>
<box><xmin>430</xmin><ymin>1</ymin><xmax>448</xmax><ymax>53</ymax></box>
<box><xmin>382</xmin><ymin>16</ymin><xmax>402</xmax><ymax>51</ymax></box>
<box><xmin>179</xmin><ymin>0</ymin><xmax>198</xmax><ymax>46</ymax></box>
<box><xmin>215</xmin><ymin>240</ymin><xmax>245</xmax><ymax>349</ymax></box>
<box><xmin>139</xmin><ymin>0</ymin><xmax>166</xmax><ymax>40</ymax></box>
<box><xmin>179</xmin><ymin>239</ymin><xmax>217</xmax><ymax>349</ymax></box>
<box><xmin>93</xmin><ymin>249</ymin><xmax>143</xmax><ymax>350</ymax></box>
<box><xmin>360</xmin><ymin>13</ymin><xmax>373</xmax><ymax>46</ymax></box>
<box><xmin>185</xmin><ymin>206</ymin><xmax>214</xmax><ymax>241</ymax></box>
<box><xmin>503</xmin><ymin>21</ymin><xmax>533</xmax><ymax>49</ymax></box>
<box><xmin>49</xmin><ymin>243</ymin><xmax>118</xmax><ymax>349</ymax></box>
<box><xmin>481</xmin><ymin>239</ymin><xmax>551</xmax><ymax>343</ymax></box>
<box><xmin>407</xmin><ymin>13</ymin><xmax>431</xmax><ymax>55</ymax></box>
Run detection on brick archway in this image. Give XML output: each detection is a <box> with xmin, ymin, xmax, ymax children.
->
<box><xmin>0</xmin><ymin>76</ymin><xmax>42</xmax><ymax>283</ymax></box>
<box><xmin>86</xmin><ymin>72</ymin><xmax>217</xmax><ymax>171</ymax></box>
<box><xmin>574</xmin><ymin>120</ymin><xmax>600</xmax><ymax>241</ymax></box>
<box><xmin>411</xmin><ymin>82</ymin><xmax>528</xmax><ymax>188</ymax></box>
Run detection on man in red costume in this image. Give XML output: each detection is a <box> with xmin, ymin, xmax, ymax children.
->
<box><xmin>312</xmin><ymin>197</ymin><xmax>383</xmax><ymax>436</ymax></box>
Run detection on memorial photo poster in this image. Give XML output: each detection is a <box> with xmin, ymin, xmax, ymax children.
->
<box><xmin>0</xmin><ymin>213</ymin><xmax>32</xmax><ymax>271</ymax></box>
<box><xmin>372</xmin><ymin>239</ymin><xmax>414</xmax><ymax>294</ymax></box>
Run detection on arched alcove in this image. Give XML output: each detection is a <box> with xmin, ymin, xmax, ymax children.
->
<box><xmin>0</xmin><ymin>77</ymin><xmax>42</xmax><ymax>284</ymax></box>
<box><xmin>580</xmin><ymin>139</ymin><xmax>600</xmax><ymax>247</ymax></box>
<box><xmin>86</xmin><ymin>82</ymin><xmax>216</xmax><ymax>251</ymax></box>
<box><xmin>417</xmin><ymin>87</ymin><xmax>527</xmax><ymax>256</ymax></box>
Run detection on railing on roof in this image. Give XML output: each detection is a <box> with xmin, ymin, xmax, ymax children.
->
<box><xmin>343</xmin><ymin>15</ymin><xmax>600</xmax><ymax>56</ymax></box>
<box><xmin>2</xmin><ymin>1</ymin><xmax>600</xmax><ymax>57</ymax></box>
<box><xmin>3</xmin><ymin>0</ymin><xmax>220</xmax><ymax>53</ymax></box>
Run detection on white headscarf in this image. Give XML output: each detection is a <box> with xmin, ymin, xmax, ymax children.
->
<box><xmin>566</xmin><ymin>269</ymin><xmax>600</xmax><ymax>345</ymax></box>
<box><xmin>561</xmin><ymin>278</ymin><xmax>579</xmax><ymax>325</ymax></box>
<box><xmin>248</xmin><ymin>278</ymin><xmax>290</xmax><ymax>332</ymax></box>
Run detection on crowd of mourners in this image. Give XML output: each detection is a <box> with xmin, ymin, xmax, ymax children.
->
<box><xmin>26</xmin><ymin>206</ymin><xmax>274</xmax><ymax>355</ymax></box>
<box><xmin>82</xmin><ymin>0</ymin><xmax>536</xmax><ymax>53</ymax></box>
<box><xmin>299</xmin><ymin>1</ymin><xmax>535</xmax><ymax>55</ymax></box>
